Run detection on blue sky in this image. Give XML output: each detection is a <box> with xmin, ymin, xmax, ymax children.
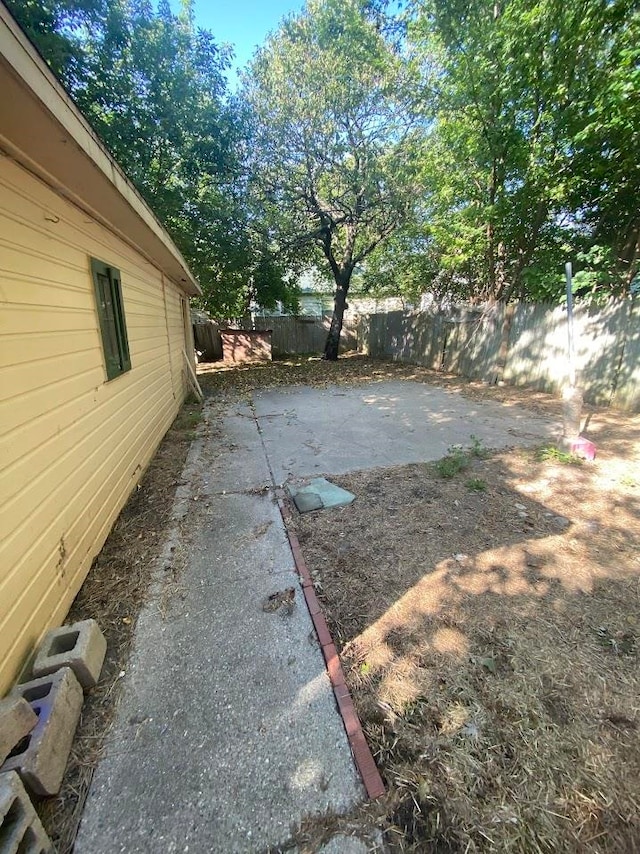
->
<box><xmin>185</xmin><ymin>1</ymin><xmax>306</xmax><ymax>82</ymax></box>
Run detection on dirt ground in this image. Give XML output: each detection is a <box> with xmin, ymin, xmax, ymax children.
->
<box><xmin>286</xmin><ymin>371</ymin><xmax>640</xmax><ymax>852</ymax></box>
<box><xmin>38</xmin><ymin>356</ymin><xmax>639</xmax><ymax>853</ymax></box>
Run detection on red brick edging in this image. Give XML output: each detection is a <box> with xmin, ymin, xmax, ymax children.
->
<box><xmin>276</xmin><ymin>493</ymin><xmax>385</xmax><ymax>800</ymax></box>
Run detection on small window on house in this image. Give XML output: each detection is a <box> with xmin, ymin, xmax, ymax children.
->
<box><xmin>91</xmin><ymin>258</ymin><xmax>131</xmax><ymax>380</ymax></box>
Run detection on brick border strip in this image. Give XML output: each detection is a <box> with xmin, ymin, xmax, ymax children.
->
<box><xmin>276</xmin><ymin>492</ymin><xmax>385</xmax><ymax>800</ymax></box>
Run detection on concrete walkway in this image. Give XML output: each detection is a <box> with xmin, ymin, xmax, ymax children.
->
<box><xmin>75</xmin><ymin>398</ymin><xmax>365</xmax><ymax>853</ymax></box>
<box><xmin>76</xmin><ymin>380</ymin><xmax>559</xmax><ymax>853</ymax></box>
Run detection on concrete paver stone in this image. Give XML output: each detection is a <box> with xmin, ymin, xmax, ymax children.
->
<box><xmin>0</xmin><ymin>698</ymin><xmax>38</xmax><ymax>767</ymax></box>
<box><xmin>0</xmin><ymin>771</ymin><xmax>52</xmax><ymax>854</ymax></box>
<box><xmin>292</xmin><ymin>491</ymin><xmax>324</xmax><ymax>513</ymax></box>
<box><xmin>289</xmin><ymin>478</ymin><xmax>356</xmax><ymax>513</ymax></box>
<box><xmin>32</xmin><ymin>619</ymin><xmax>106</xmax><ymax>690</ymax></box>
<box><xmin>317</xmin><ymin>835</ymin><xmax>374</xmax><ymax>854</ymax></box>
<box><xmin>2</xmin><ymin>668</ymin><xmax>83</xmax><ymax>796</ymax></box>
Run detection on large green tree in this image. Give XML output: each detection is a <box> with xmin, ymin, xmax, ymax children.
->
<box><xmin>566</xmin><ymin>0</ymin><xmax>640</xmax><ymax>290</ymax></box>
<box><xmin>4</xmin><ymin>0</ymin><xmax>105</xmax><ymax>86</ymax></box>
<box><xmin>8</xmin><ymin>0</ymin><xmax>297</xmax><ymax>319</ymax></box>
<box><xmin>403</xmin><ymin>0</ymin><xmax>640</xmax><ymax>303</ymax></box>
<box><xmin>75</xmin><ymin>0</ymin><xmax>299</xmax><ymax>318</ymax></box>
<box><xmin>243</xmin><ymin>0</ymin><xmax>426</xmax><ymax>358</ymax></box>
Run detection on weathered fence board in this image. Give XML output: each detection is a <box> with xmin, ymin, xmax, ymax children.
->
<box><xmin>195</xmin><ymin>314</ymin><xmax>358</xmax><ymax>361</ymax></box>
<box><xmin>360</xmin><ymin>299</ymin><xmax>639</xmax><ymax>412</ymax></box>
<box><xmin>193</xmin><ymin>321</ymin><xmax>222</xmax><ymax>361</ymax></box>
<box><xmin>253</xmin><ymin>314</ymin><xmax>357</xmax><ymax>356</ymax></box>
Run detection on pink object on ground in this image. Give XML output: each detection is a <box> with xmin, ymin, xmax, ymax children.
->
<box><xmin>568</xmin><ymin>435</ymin><xmax>597</xmax><ymax>460</ymax></box>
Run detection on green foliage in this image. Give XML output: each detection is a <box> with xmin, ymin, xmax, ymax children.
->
<box><xmin>568</xmin><ymin>2</ymin><xmax>640</xmax><ymax>286</ymax></box>
<box><xmin>466</xmin><ymin>477</ymin><xmax>487</xmax><ymax>492</ymax></box>
<box><xmin>5</xmin><ymin>0</ymin><xmax>105</xmax><ymax>86</ymax></box>
<box><xmin>72</xmin><ymin>1</ymin><xmax>286</xmax><ymax>319</ymax></box>
<box><xmin>243</xmin><ymin>0</ymin><xmax>427</xmax><ymax>355</ymax></box>
<box><xmin>12</xmin><ymin>0</ymin><xmax>638</xmax><ymax>311</ymax></box>
<box><xmin>469</xmin><ymin>435</ymin><xmax>489</xmax><ymax>459</ymax></box>
<box><xmin>360</xmin><ymin>220</ymin><xmax>439</xmax><ymax>304</ymax></box>
<box><xmin>362</xmin><ymin>0</ymin><xmax>639</xmax><ymax>304</ymax></box>
<box><xmin>594</xmin><ymin>625</ymin><xmax>636</xmax><ymax>656</ymax></box>
<box><xmin>536</xmin><ymin>445</ymin><xmax>583</xmax><ymax>465</ymax></box>
<box><xmin>436</xmin><ymin>436</ymin><xmax>489</xmax><ymax>479</ymax></box>
<box><xmin>9</xmin><ymin>0</ymin><xmax>295</xmax><ymax>320</ymax></box>
<box><xmin>435</xmin><ymin>446</ymin><xmax>470</xmax><ymax>478</ymax></box>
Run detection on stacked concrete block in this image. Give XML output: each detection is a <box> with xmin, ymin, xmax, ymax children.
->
<box><xmin>0</xmin><ymin>699</ymin><xmax>38</xmax><ymax>767</ymax></box>
<box><xmin>0</xmin><ymin>771</ymin><xmax>51</xmax><ymax>853</ymax></box>
<box><xmin>32</xmin><ymin>619</ymin><xmax>106</xmax><ymax>690</ymax></box>
<box><xmin>0</xmin><ymin>619</ymin><xmax>105</xmax><ymax>804</ymax></box>
<box><xmin>0</xmin><ymin>668</ymin><xmax>83</xmax><ymax>797</ymax></box>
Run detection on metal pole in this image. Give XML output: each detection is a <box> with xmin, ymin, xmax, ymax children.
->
<box><xmin>565</xmin><ymin>261</ymin><xmax>576</xmax><ymax>386</ymax></box>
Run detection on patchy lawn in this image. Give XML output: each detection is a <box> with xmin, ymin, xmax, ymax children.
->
<box><xmin>291</xmin><ymin>415</ymin><xmax>640</xmax><ymax>851</ymax></box>
<box><xmin>202</xmin><ymin>354</ymin><xmax>640</xmax><ymax>850</ymax></box>
<box><xmin>40</xmin><ymin>355</ymin><xmax>638</xmax><ymax>853</ymax></box>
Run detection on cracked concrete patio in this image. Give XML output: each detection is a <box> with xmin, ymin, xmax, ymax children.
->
<box><xmin>75</xmin><ymin>380</ymin><xmax>559</xmax><ymax>853</ymax></box>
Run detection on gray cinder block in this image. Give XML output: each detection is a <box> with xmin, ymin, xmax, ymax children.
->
<box><xmin>32</xmin><ymin>619</ymin><xmax>107</xmax><ymax>690</ymax></box>
<box><xmin>0</xmin><ymin>698</ymin><xmax>38</xmax><ymax>767</ymax></box>
<box><xmin>0</xmin><ymin>770</ymin><xmax>52</xmax><ymax>853</ymax></box>
<box><xmin>1</xmin><ymin>668</ymin><xmax>83</xmax><ymax>797</ymax></box>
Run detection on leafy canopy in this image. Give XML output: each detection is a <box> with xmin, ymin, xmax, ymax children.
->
<box><xmin>8</xmin><ymin>0</ymin><xmax>298</xmax><ymax>319</ymax></box>
<box><xmin>364</xmin><ymin>0</ymin><xmax>640</xmax><ymax>303</ymax></box>
<box><xmin>243</xmin><ymin>0</ymin><xmax>427</xmax><ymax>354</ymax></box>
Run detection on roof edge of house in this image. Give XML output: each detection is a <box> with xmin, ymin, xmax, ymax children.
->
<box><xmin>0</xmin><ymin>3</ymin><xmax>201</xmax><ymax>296</ymax></box>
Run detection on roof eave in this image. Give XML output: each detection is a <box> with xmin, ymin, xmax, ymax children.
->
<box><xmin>0</xmin><ymin>3</ymin><xmax>201</xmax><ymax>296</ymax></box>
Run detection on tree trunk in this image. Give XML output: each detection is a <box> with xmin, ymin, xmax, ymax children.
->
<box><xmin>323</xmin><ymin>277</ymin><xmax>350</xmax><ymax>361</ymax></box>
<box><xmin>620</xmin><ymin>221</ymin><xmax>640</xmax><ymax>285</ymax></box>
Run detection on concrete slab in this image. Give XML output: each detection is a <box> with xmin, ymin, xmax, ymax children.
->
<box><xmin>76</xmin><ymin>409</ymin><xmax>362</xmax><ymax>854</ymax></box>
<box><xmin>254</xmin><ymin>381</ymin><xmax>560</xmax><ymax>485</ymax></box>
<box><xmin>199</xmin><ymin>401</ymin><xmax>273</xmax><ymax>494</ymax></box>
<box><xmin>292</xmin><ymin>490</ymin><xmax>324</xmax><ymax>513</ymax></box>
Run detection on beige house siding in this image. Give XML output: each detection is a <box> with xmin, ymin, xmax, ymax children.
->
<box><xmin>0</xmin><ymin>155</ymin><xmax>190</xmax><ymax>694</ymax></box>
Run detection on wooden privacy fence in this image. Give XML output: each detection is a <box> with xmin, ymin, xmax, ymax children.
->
<box><xmin>252</xmin><ymin>314</ymin><xmax>358</xmax><ymax>356</ymax></box>
<box><xmin>193</xmin><ymin>314</ymin><xmax>359</xmax><ymax>360</ymax></box>
<box><xmin>359</xmin><ymin>299</ymin><xmax>639</xmax><ymax>412</ymax></box>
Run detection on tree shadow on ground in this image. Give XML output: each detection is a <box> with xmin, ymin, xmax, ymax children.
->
<box><xmin>294</xmin><ymin>441</ymin><xmax>640</xmax><ymax>853</ymax></box>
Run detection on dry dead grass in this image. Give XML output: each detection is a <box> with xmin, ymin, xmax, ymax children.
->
<box><xmin>37</xmin><ymin>355</ymin><xmax>638</xmax><ymax>853</ymax></box>
<box><xmin>36</xmin><ymin>400</ymin><xmax>201</xmax><ymax>854</ymax></box>
<box><xmin>293</xmin><ymin>407</ymin><xmax>640</xmax><ymax>853</ymax></box>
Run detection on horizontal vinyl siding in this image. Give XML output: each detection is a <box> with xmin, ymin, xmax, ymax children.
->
<box><xmin>0</xmin><ymin>157</ymin><xmax>188</xmax><ymax>694</ymax></box>
<box><xmin>166</xmin><ymin>284</ymin><xmax>189</xmax><ymax>401</ymax></box>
